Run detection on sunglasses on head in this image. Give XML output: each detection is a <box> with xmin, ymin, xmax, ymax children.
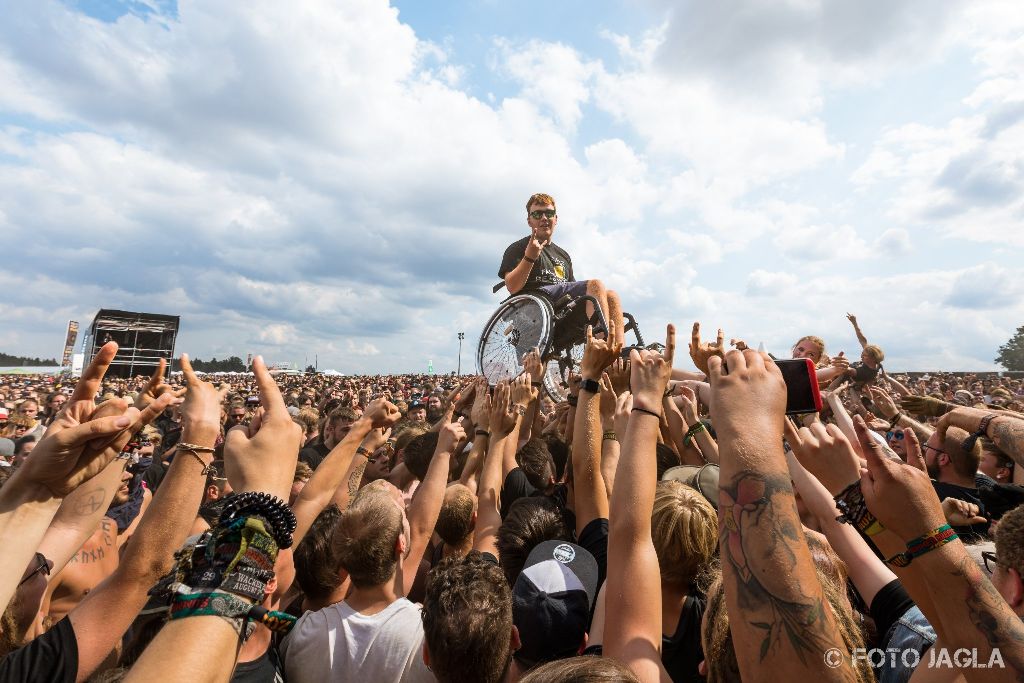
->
<box><xmin>528</xmin><ymin>209</ymin><xmax>556</xmax><ymax>220</ymax></box>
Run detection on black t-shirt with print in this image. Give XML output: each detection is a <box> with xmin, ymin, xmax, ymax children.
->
<box><xmin>498</xmin><ymin>236</ymin><xmax>575</xmax><ymax>292</ymax></box>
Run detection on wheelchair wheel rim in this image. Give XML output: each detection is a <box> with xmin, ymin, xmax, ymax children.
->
<box><xmin>477</xmin><ymin>294</ymin><xmax>553</xmax><ymax>386</ymax></box>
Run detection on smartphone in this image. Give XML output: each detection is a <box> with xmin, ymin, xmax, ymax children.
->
<box><xmin>775</xmin><ymin>358</ymin><xmax>823</xmax><ymax>415</ymax></box>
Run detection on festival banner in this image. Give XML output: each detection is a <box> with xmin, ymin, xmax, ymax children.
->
<box><xmin>61</xmin><ymin>321</ymin><xmax>79</xmax><ymax>369</ymax></box>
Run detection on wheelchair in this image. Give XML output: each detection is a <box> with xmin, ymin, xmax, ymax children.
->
<box><xmin>476</xmin><ymin>283</ymin><xmax>651</xmax><ymax>402</ymax></box>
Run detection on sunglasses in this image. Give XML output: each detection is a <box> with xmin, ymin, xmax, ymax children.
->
<box><xmin>528</xmin><ymin>209</ymin><xmax>556</xmax><ymax>220</ymax></box>
<box><xmin>19</xmin><ymin>552</ymin><xmax>53</xmax><ymax>587</ymax></box>
<box><xmin>982</xmin><ymin>550</ymin><xmax>1000</xmax><ymax>574</ymax></box>
<box><xmin>886</xmin><ymin>431</ymin><xmax>905</xmax><ymax>441</ymax></box>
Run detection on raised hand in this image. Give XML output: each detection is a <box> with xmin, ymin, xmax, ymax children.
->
<box><xmin>708</xmin><ymin>348</ymin><xmax>787</xmax><ymax>439</ymax></box>
<box><xmin>223</xmin><ymin>356</ymin><xmax>305</xmax><ymax>501</ymax></box>
<box><xmin>857</xmin><ymin>416</ymin><xmax>946</xmax><ymax>542</ymax></box>
<box><xmin>23</xmin><ymin>343</ymin><xmax>173</xmax><ymax>497</ymax></box>
<box><xmin>470</xmin><ymin>378</ymin><xmax>491</xmax><ymax>431</ymax></box>
<box><xmin>526</xmin><ymin>225</ymin><xmax>548</xmax><ymax>260</ymax></box>
<box><xmin>689</xmin><ymin>322</ymin><xmax>724</xmax><ymax>376</ymax></box>
<box><xmin>783</xmin><ymin>419</ymin><xmax>862</xmax><ymax>495</ymax></box>
<box><xmin>606</xmin><ymin>357</ymin><xmax>631</xmax><ymax>395</ymax></box>
<box><xmin>133</xmin><ymin>358</ymin><xmax>187</xmax><ymax>412</ymax></box>
<box><xmin>489</xmin><ymin>381</ymin><xmax>517</xmax><ymax>437</ymax></box>
<box><xmin>437</xmin><ymin>421</ymin><xmax>468</xmax><ymax>455</ymax></box>
<box><xmin>510</xmin><ymin>372</ymin><xmax>538</xmax><ymax>408</ymax></box>
<box><xmin>523</xmin><ymin>348</ymin><xmax>544</xmax><ymax>385</ymax></box>
<box><xmin>177</xmin><ymin>355</ymin><xmax>224</xmax><ymax>437</ymax></box>
<box><xmin>580</xmin><ymin>324</ymin><xmax>622</xmax><ymax>381</ymax></box>
<box><xmin>629</xmin><ymin>324</ymin><xmax>675</xmax><ymax>413</ymax></box>
<box><xmin>363</xmin><ymin>398</ymin><xmax>401</xmax><ymax>429</ymax></box>
<box><xmin>868</xmin><ymin>387</ymin><xmax>900</xmax><ymax>420</ymax></box>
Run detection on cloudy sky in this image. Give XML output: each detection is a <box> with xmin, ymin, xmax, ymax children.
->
<box><xmin>1</xmin><ymin>0</ymin><xmax>1022</xmax><ymax>373</ymax></box>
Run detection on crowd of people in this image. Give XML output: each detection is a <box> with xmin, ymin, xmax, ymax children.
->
<box><xmin>0</xmin><ymin>193</ymin><xmax>1021</xmax><ymax>683</ymax></box>
<box><xmin>0</xmin><ymin>309</ymin><xmax>1023</xmax><ymax>683</ymax></box>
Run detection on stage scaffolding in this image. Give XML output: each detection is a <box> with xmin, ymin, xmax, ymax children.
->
<box><xmin>85</xmin><ymin>309</ymin><xmax>180</xmax><ymax>378</ymax></box>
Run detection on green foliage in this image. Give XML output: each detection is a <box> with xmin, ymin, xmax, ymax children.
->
<box><xmin>995</xmin><ymin>325</ymin><xmax>1024</xmax><ymax>371</ymax></box>
<box><xmin>174</xmin><ymin>356</ymin><xmax>247</xmax><ymax>373</ymax></box>
<box><xmin>0</xmin><ymin>352</ymin><xmax>59</xmax><ymax>366</ymax></box>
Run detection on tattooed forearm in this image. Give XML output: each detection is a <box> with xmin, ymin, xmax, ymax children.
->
<box><xmin>347</xmin><ymin>459</ymin><xmax>369</xmax><ymax>500</ymax></box>
<box><xmin>991</xmin><ymin>418</ymin><xmax>1024</xmax><ymax>469</ymax></box>
<box><xmin>719</xmin><ymin>470</ymin><xmax>851</xmax><ymax>674</ymax></box>
<box><xmin>954</xmin><ymin>554</ymin><xmax>1024</xmax><ymax>679</ymax></box>
<box><xmin>71</xmin><ymin>487</ymin><xmax>106</xmax><ymax>516</ymax></box>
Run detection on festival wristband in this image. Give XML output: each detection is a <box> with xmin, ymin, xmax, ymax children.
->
<box><xmin>885</xmin><ymin>524</ymin><xmax>958</xmax><ymax>567</ymax></box>
<box><xmin>834</xmin><ymin>481</ymin><xmax>885</xmax><ymax>536</ymax></box>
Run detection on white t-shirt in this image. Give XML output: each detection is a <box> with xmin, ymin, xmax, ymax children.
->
<box><xmin>281</xmin><ymin>597</ymin><xmax>434</xmax><ymax>682</ymax></box>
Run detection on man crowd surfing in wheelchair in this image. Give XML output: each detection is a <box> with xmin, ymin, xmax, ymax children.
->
<box><xmin>498</xmin><ymin>192</ymin><xmax>626</xmax><ymax>342</ymax></box>
<box><xmin>0</xmin><ymin>195</ymin><xmax>1024</xmax><ymax>682</ymax></box>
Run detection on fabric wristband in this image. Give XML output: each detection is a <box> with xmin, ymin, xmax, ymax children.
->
<box><xmin>602</xmin><ymin>430</ymin><xmax>618</xmax><ymax>442</ymax></box>
<box><xmin>885</xmin><ymin>524</ymin><xmax>958</xmax><ymax>567</ymax></box>
<box><xmin>834</xmin><ymin>481</ymin><xmax>885</xmax><ymax>536</ymax></box>
<box><xmin>683</xmin><ymin>422</ymin><xmax>706</xmax><ymax>448</ymax></box>
<box><xmin>579</xmin><ymin>378</ymin><xmax>600</xmax><ymax>394</ymax></box>
<box><xmin>523</xmin><ymin>255</ymin><xmax>537</xmax><ymax>264</ymax></box>
<box><xmin>566</xmin><ymin>395</ymin><xmax>578</xmax><ymax>407</ymax></box>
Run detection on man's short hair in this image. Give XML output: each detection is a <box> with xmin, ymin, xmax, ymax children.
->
<box><xmin>996</xmin><ymin>504</ymin><xmax>1024</xmax><ymax>577</ymax></box>
<box><xmin>541</xmin><ymin>434</ymin><xmax>568</xmax><ymax>481</ymax></box>
<box><xmin>422</xmin><ymin>552</ymin><xmax>513</xmax><ymax>683</ymax></box>
<box><xmin>941</xmin><ymin>426</ymin><xmax>982</xmax><ymax>479</ymax></box>
<box><xmin>295</xmin><ymin>504</ymin><xmax>344</xmax><ymax>602</ymax></box>
<box><xmin>328</xmin><ymin>406</ymin><xmax>359</xmax><ymax>427</ymax></box>
<box><xmin>518</xmin><ymin>439</ymin><xmax>555</xmax><ymax>490</ymax></box>
<box><xmin>403</xmin><ymin>431</ymin><xmax>440</xmax><ymax>481</ymax></box>
<box><xmin>497</xmin><ymin>497</ymin><xmax>570</xmax><ymax>586</ymax></box>
<box><xmin>436</xmin><ymin>484</ymin><xmax>475</xmax><ymax>546</ymax></box>
<box><xmin>526</xmin><ymin>193</ymin><xmax>556</xmax><ymax>211</ymax></box>
<box><xmin>333</xmin><ymin>488</ymin><xmax>403</xmax><ymax>588</ymax></box>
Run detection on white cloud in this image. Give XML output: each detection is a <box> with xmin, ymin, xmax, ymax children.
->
<box><xmin>0</xmin><ymin>0</ymin><xmax>1019</xmax><ymax>374</ymax></box>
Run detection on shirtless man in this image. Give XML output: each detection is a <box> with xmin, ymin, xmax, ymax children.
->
<box><xmin>40</xmin><ymin>466</ymin><xmax>151</xmax><ymax>625</ymax></box>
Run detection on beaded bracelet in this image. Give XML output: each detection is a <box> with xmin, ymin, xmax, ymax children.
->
<box><xmin>218</xmin><ymin>492</ymin><xmax>298</xmax><ymax>549</ymax></box>
<box><xmin>885</xmin><ymin>524</ymin><xmax>958</xmax><ymax>567</ymax></box>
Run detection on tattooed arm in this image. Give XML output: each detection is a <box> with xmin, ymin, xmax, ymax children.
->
<box><xmin>858</xmin><ymin>416</ymin><xmax>1024</xmax><ymax>682</ymax></box>
<box><xmin>936</xmin><ymin>408</ymin><xmax>1024</xmax><ymax>468</ymax></box>
<box><xmin>37</xmin><ymin>457</ymin><xmax>130</xmax><ymax>577</ymax></box>
<box><xmin>709</xmin><ymin>348</ymin><xmax>854</xmax><ymax>682</ymax></box>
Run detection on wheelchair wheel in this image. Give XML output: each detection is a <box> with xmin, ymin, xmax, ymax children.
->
<box><xmin>477</xmin><ymin>294</ymin><xmax>553</xmax><ymax>386</ymax></box>
<box><xmin>542</xmin><ymin>341</ymin><xmax>584</xmax><ymax>402</ymax></box>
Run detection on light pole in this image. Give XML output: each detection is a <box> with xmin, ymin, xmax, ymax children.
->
<box><xmin>457</xmin><ymin>332</ymin><xmax>465</xmax><ymax>375</ymax></box>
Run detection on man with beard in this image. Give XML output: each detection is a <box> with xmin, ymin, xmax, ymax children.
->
<box><xmin>922</xmin><ymin>426</ymin><xmax>990</xmax><ymax>537</ymax></box>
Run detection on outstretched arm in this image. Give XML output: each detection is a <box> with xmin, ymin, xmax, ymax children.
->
<box><xmin>605</xmin><ymin>328</ymin><xmax>675</xmax><ymax>683</ymax></box>
<box><xmin>71</xmin><ymin>355</ymin><xmax>220</xmax><ymax>682</ymax></box>
<box><xmin>473</xmin><ymin>382</ymin><xmax>517</xmax><ymax>557</ymax></box>
<box><xmin>402</xmin><ymin>421</ymin><xmax>465</xmax><ymax>596</ymax></box>
<box><xmin>710</xmin><ymin>348</ymin><xmax>854</xmax><ymax>682</ymax></box>
<box><xmin>573</xmin><ymin>326</ymin><xmax>620</xmax><ymax>536</ymax></box>
<box><xmin>846</xmin><ymin>313</ymin><xmax>869</xmax><ymax>350</ymax></box>
<box><xmin>859</xmin><ymin>417</ymin><xmax>1024</xmax><ymax>682</ymax></box>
